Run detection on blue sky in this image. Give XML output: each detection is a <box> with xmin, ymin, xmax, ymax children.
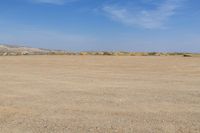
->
<box><xmin>0</xmin><ymin>0</ymin><xmax>200</xmax><ymax>52</ymax></box>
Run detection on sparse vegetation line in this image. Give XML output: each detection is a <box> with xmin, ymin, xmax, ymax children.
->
<box><xmin>0</xmin><ymin>44</ymin><xmax>199</xmax><ymax>57</ymax></box>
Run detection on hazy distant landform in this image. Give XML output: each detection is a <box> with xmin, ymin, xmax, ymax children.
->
<box><xmin>0</xmin><ymin>44</ymin><xmax>54</xmax><ymax>56</ymax></box>
<box><xmin>0</xmin><ymin>44</ymin><xmax>199</xmax><ymax>57</ymax></box>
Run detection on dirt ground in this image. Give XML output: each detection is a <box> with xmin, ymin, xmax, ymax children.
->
<box><xmin>0</xmin><ymin>55</ymin><xmax>200</xmax><ymax>133</ymax></box>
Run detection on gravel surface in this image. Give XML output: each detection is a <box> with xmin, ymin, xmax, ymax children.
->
<box><xmin>0</xmin><ymin>56</ymin><xmax>200</xmax><ymax>133</ymax></box>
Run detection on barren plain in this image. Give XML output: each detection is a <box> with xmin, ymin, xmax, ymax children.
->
<box><xmin>0</xmin><ymin>55</ymin><xmax>200</xmax><ymax>133</ymax></box>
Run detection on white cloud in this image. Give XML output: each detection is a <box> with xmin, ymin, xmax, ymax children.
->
<box><xmin>31</xmin><ymin>0</ymin><xmax>77</xmax><ymax>5</ymax></box>
<box><xmin>103</xmin><ymin>0</ymin><xmax>185</xmax><ymax>29</ymax></box>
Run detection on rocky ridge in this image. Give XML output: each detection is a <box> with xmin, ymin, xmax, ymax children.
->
<box><xmin>0</xmin><ymin>44</ymin><xmax>67</xmax><ymax>56</ymax></box>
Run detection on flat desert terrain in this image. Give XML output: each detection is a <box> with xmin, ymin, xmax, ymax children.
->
<box><xmin>0</xmin><ymin>56</ymin><xmax>200</xmax><ymax>133</ymax></box>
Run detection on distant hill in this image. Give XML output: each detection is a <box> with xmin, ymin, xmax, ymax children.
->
<box><xmin>0</xmin><ymin>44</ymin><xmax>198</xmax><ymax>57</ymax></box>
<box><xmin>0</xmin><ymin>44</ymin><xmax>68</xmax><ymax>56</ymax></box>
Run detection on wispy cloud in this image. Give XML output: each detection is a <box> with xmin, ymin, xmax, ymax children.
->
<box><xmin>31</xmin><ymin>0</ymin><xmax>77</xmax><ymax>5</ymax></box>
<box><xmin>103</xmin><ymin>0</ymin><xmax>185</xmax><ymax>29</ymax></box>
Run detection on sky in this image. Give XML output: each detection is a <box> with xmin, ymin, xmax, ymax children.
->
<box><xmin>0</xmin><ymin>0</ymin><xmax>200</xmax><ymax>52</ymax></box>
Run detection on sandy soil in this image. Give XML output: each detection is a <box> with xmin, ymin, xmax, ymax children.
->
<box><xmin>0</xmin><ymin>55</ymin><xmax>200</xmax><ymax>133</ymax></box>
